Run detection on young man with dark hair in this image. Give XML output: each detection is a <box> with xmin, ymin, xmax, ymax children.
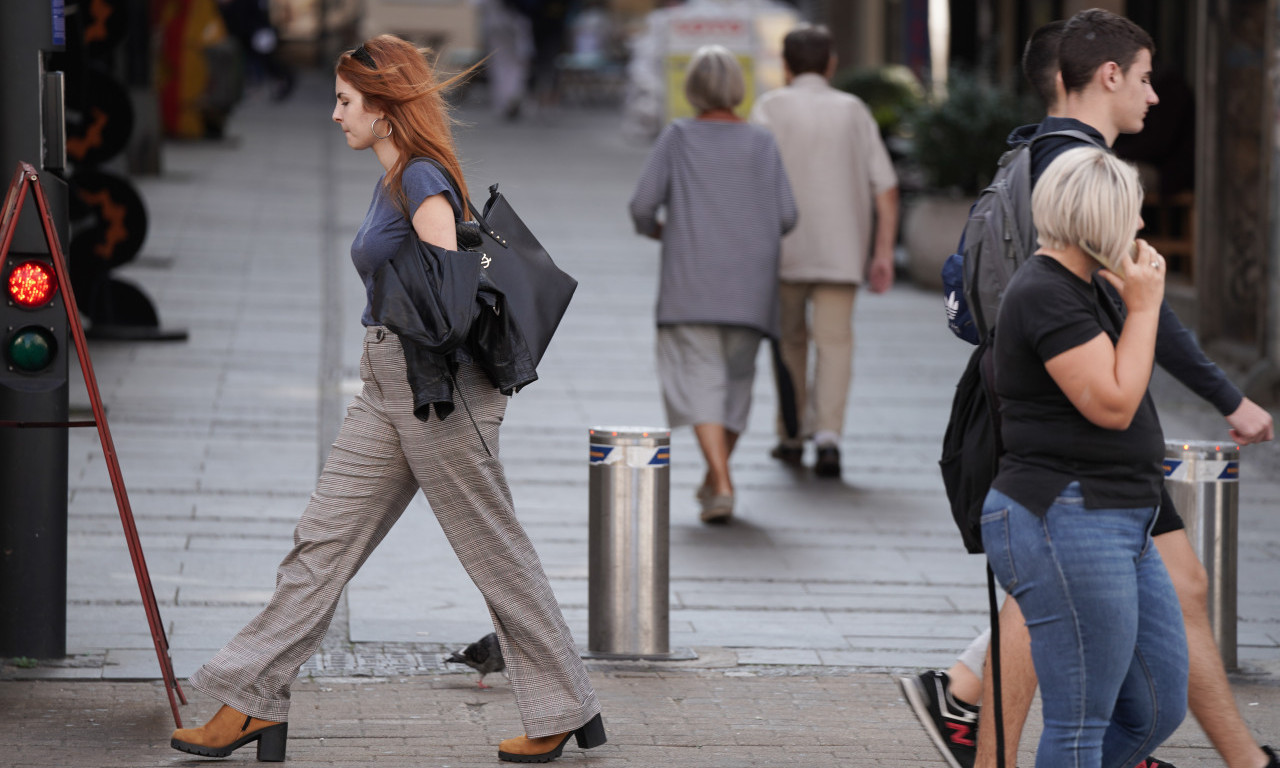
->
<box><xmin>750</xmin><ymin>23</ymin><xmax>899</xmax><ymax>478</ymax></box>
<box><xmin>1057</xmin><ymin>8</ymin><xmax>1156</xmax><ymax>94</ymax></box>
<box><xmin>902</xmin><ymin>9</ymin><xmax>1276</xmax><ymax>768</ymax></box>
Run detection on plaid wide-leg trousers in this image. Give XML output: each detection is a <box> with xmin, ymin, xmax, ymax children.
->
<box><xmin>188</xmin><ymin>327</ymin><xmax>601</xmax><ymax>738</ymax></box>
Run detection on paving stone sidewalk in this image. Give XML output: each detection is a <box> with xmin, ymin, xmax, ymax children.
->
<box><xmin>4</xmin><ymin>664</ymin><xmax>1280</xmax><ymax>768</ymax></box>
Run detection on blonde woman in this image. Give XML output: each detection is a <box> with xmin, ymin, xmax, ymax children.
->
<box><xmin>169</xmin><ymin>35</ymin><xmax>605</xmax><ymax>764</ymax></box>
<box><xmin>629</xmin><ymin>45</ymin><xmax>797</xmax><ymax>524</ymax></box>
<box><xmin>981</xmin><ymin>145</ymin><xmax>1186</xmax><ymax>768</ymax></box>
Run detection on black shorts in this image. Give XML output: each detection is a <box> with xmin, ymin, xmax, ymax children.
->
<box><xmin>1152</xmin><ymin>485</ymin><xmax>1185</xmax><ymax>537</ymax></box>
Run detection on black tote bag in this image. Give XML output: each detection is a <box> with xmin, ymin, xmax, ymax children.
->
<box><xmin>415</xmin><ymin>158</ymin><xmax>578</xmax><ymax>368</ymax></box>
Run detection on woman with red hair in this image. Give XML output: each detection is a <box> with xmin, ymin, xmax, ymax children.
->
<box><xmin>169</xmin><ymin>35</ymin><xmax>606</xmax><ymax>764</ymax></box>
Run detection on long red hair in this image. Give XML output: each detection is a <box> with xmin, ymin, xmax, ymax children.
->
<box><xmin>336</xmin><ymin>35</ymin><xmax>474</xmax><ymax>219</ymax></box>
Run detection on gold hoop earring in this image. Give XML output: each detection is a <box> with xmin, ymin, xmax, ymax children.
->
<box><xmin>371</xmin><ymin>117</ymin><xmax>393</xmax><ymax>140</ymax></box>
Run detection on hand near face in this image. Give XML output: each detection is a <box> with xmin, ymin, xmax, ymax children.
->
<box><xmin>1097</xmin><ymin>238</ymin><xmax>1165</xmax><ymax>315</ymax></box>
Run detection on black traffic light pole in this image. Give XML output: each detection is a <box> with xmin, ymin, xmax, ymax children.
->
<box><xmin>0</xmin><ymin>0</ymin><xmax>70</xmax><ymax>661</ymax></box>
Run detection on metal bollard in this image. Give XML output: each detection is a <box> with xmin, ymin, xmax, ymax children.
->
<box><xmin>584</xmin><ymin>426</ymin><xmax>693</xmax><ymax>660</ymax></box>
<box><xmin>1163</xmin><ymin>440</ymin><xmax>1240</xmax><ymax>668</ymax></box>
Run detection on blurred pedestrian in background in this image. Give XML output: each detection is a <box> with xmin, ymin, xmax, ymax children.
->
<box><xmin>525</xmin><ymin>0</ymin><xmax>569</xmax><ymax>110</ymax></box>
<box><xmin>480</xmin><ymin>0</ymin><xmax>533</xmax><ymax>120</ymax></box>
<box><xmin>983</xmin><ymin>145</ymin><xmax>1186</xmax><ymax>768</ymax></box>
<box><xmin>502</xmin><ymin>0</ymin><xmax>569</xmax><ymax>113</ymax></box>
<box><xmin>629</xmin><ymin>45</ymin><xmax>797</xmax><ymax>525</ymax></box>
<box><xmin>750</xmin><ymin>24</ymin><xmax>899</xmax><ymax>478</ymax></box>
<box><xmin>216</xmin><ymin>0</ymin><xmax>295</xmax><ymax>101</ymax></box>
<box><xmin>169</xmin><ymin>34</ymin><xmax>606</xmax><ymax>765</ymax></box>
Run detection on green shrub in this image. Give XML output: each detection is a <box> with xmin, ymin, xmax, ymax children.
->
<box><xmin>907</xmin><ymin>71</ymin><xmax>1037</xmax><ymax>195</ymax></box>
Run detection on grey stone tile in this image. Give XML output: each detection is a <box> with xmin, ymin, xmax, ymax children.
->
<box><xmin>735</xmin><ymin>648</ymin><xmax>823</xmax><ymax>666</ymax></box>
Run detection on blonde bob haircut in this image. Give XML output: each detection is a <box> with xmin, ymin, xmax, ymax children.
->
<box><xmin>1032</xmin><ymin>146</ymin><xmax>1144</xmax><ymax>271</ymax></box>
<box><xmin>684</xmin><ymin>45</ymin><xmax>745</xmax><ymax>113</ymax></box>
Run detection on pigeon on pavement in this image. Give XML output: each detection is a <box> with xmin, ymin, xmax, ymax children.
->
<box><xmin>446</xmin><ymin>632</ymin><xmax>506</xmax><ymax>688</ymax></box>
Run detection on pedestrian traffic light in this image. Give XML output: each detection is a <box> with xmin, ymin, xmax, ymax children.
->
<box><xmin>6</xmin><ymin>257</ymin><xmax>60</xmax><ymax>372</ymax></box>
<box><xmin>3</xmin><ymin>254</ymin><xmax>66</xmax><ymax>384</ymax></box>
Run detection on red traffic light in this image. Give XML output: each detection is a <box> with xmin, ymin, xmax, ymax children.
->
<box><xmin>8</xmin><ymin>260</ymin><xmax>57</xmax><ymax>308</ymax></box>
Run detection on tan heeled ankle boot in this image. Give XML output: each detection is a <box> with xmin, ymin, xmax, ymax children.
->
<box><xmin>171</xmin><ymin>703</ymin><xmax>288</xmax><ymax>762</ymax></box>
<box><xmin>498</xmin><ymin>713</ymin><xmax>606</xmax><ymax>763</ymax></box>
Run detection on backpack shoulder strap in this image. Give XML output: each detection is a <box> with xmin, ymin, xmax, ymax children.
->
<box><xmin>996</xmin><ymin>129</ymin><xmax>1096</xmax><ymax>200</ymax></box>
<box><xmin>1027</xmin><ymin>128</ymin><xmax>1101</xmax><ymax>148</ymax></box>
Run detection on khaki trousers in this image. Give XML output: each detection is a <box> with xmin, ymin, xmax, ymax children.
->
<box><xmin>776</xmin><ymin>281</ymin><xmax>858</xmax><ymax>443</ymax></box>
<box><xmin>189</xmin><ymin>327</ymin><xmax>600</xmax><ymax>738</ymax></box>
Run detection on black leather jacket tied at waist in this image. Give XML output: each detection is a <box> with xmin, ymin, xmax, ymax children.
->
<box><xmin>370</xmin><ymin>236</ymin><xmax>537</xmax><ymax>421</ymax></box>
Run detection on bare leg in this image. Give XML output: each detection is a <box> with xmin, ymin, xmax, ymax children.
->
<box><xmin>947</xmin><ymin>660</ymin><xmax>983</xmax><ymax>708</ymax></box>
<box><xmin>1156</xmin><ymin>530</ymin><xmax>1270</xmax><ymax>768</ymax></box>
<box><xmin>974</xmin><ymin>597</ymin><xmax>1035</xmax><ymax>768</ymax></box>
<box><xmin>694</xmin><ymin>424</ymin><xmax>737</xmax><ymax>496</ymax></box>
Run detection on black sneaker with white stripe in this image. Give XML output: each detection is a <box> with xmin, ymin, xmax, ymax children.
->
<box><xmin>899</xmin><ymin>670</ymin><xmax>979</xmax><ymax>768</ymax></box>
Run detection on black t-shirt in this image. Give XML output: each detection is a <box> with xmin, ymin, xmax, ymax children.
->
<box><xmin>1006</xmin><ymin>116</ymin><xmax>1239</xmax><ymax>530</ymax></box>
<box><xmin>992</xmin><ymin>254</ymin><xmax>1165</xmax><ymax>516</ymax></box>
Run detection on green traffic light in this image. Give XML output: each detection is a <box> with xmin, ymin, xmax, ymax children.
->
<box><xmin>6</xmin><ymin>326</ymin><xmax>56</xmax><ymax>372</ymax></box>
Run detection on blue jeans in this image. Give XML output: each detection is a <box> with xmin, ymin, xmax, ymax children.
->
<box><xmin>981</xmin><ymin>483</ymin><xmax>1187</xmax><ymax>768</ymax></box>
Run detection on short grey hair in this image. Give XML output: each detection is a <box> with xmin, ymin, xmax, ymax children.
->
<box><xmin>684</xmin><ymin>45</ymin><xmax>745</xmax><ymax>113</ymax></box>
<box><xmin>1032</xmin><ymin>146</ymin><xmax>1144</xmax><ymax>271</ymax></box>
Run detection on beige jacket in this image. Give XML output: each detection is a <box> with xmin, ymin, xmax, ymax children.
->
<box><xmin>750</xmin><ymin>73</ymin><xmax>898</xmax><ymax>284</ymax></box>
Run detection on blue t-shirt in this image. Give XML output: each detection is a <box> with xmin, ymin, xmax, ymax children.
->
<box><xmin>351</xmin><ymin>161</ymin><xmax>461</xmax><ymax>326</ymax></box>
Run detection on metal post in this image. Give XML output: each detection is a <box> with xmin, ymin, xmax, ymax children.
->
<box><xmin>585</xmin><ymin>426</ymin><xmax>693</xmax><ymax>660</ymax></box>
<box><xmin>1163</xmin><ymin>440</ymin><xmax>1240</xmax><ymax>669</ymax></box>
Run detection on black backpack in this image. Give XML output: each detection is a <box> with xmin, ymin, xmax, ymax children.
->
<box><xmin>960</xmin><ymin>129</ymin><xmax>1094</xmax><ymax>341</ymax></box>
<box><xmin>938</xmin><ymin>331</ymin><xmax>1002</xmax><ymax>554</ymax></box>
<box><xmin>940</xmin><ymin>128</ymin><xmax>1101</xmax><ymax>550</ymax></box>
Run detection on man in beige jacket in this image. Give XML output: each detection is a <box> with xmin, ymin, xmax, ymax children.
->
<box><xmin>750</xmin><ymin>24</ymin><xmax>899</xmax><ymax>477</ymax></box>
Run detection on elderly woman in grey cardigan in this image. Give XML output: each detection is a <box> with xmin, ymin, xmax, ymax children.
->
<box><xmin>629</xmin><ymin>45</ymin><xmax>797</xmax><ymax>525</ymax></box>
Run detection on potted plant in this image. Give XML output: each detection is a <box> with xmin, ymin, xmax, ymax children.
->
<box><xmin>901</xmin><ymin>71</ymin><xmax>1036</xmax><ymax>289</ymax></box>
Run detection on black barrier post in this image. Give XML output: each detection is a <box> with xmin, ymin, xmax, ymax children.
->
<box><xmin>0</xmin><ymin>0</ymin><xmax>70</xmax><ymax>659</ymax></box>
